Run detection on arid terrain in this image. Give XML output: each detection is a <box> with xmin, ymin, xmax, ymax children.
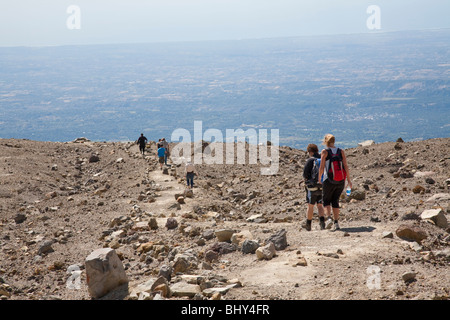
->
<box><xmin>0</xmin><ymin>137</ymin><xmax>449</xmax><ymax>301</ymax></box>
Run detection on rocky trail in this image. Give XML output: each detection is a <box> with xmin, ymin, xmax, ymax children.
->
<box><xmin>0</xmin><ymin>137</ymin><xmax>449</xmax><ymax>301</ymax></box>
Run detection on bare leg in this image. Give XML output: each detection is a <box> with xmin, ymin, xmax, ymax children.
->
<box><xmin>317</xmin><ymin>203</ymin><xmax>324</xmax><ymax>217</ymax></box>
<box><xmin>307</xmin><ymin>204</ymin><xmax>314</xmax><ymax>220</ymax></box>
<box><xmin>332</xmin><ymin>207</ymin><xmax>340</xmax><ymax>221</ymax></box>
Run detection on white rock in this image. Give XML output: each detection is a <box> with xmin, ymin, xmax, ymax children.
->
<box><xmin>425</xmin><ymin>193</ymin><xmax>450</xmax><ymax>203</ymax></box>
<box><xmin>358</xmin><ymin>140</ymin><xmax>375</xmax><ymax>147</ymax></box>
<box><xmin>255</xmin><ymin>242</ymin><xmax>276</xmax><ymax>260</ymax></box>
<box><xmin>85</xmin><ymin>248</ymin><xmax>128</xmax><ymax>299</ymax></box>
<box><xmin>170</xmin><ymin>282</ymin><xmax>201</xmax><ymax>298</ymax></box>
<box><xmin>413</xmin><ymin>171</ymin><xmax>435</xmax><ymax>178</ymax></box>
<box><xmin>420</xmin><ymin>209</ymin><xmax>448</xmax><ymax>228</ymax></box>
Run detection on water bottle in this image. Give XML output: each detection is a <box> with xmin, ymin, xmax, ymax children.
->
<box><xmin>346</xmin><ymin>186</ymin><xmax>351</xmax><ymax>196</ymax></box>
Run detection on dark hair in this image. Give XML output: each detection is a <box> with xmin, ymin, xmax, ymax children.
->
<box><xmin>307</xmin><ymin>144</ymin><xmax>318</xmax><ymax>154</ymax></box>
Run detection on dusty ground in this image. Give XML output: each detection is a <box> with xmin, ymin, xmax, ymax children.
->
<box><xmin>0</xmin><ymin>137</ymin><xmax>449</xmax><ymax>300</ymax></box>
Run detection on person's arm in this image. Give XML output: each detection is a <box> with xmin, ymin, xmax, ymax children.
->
<box><xmin>341</xmin><ymin>149</ymin><xmax>352</xmax><ymax>189</ymax></box>
<box><xmin>317</xmin><ymin>150</ymin><xmax>327</xmax><ymax>184</ymax></box>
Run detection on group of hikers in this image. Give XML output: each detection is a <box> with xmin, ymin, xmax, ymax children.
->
<box><xmin>302</xmin><ymin>134</ymin><xmax>352</xmax><ymax>231</ymax></box>
<box><xmin>136</xmin><ymin>132</ymin><xmax>351</xmax><ymax>230</ymax></box>
<box><xmin>136</xmin><ymin>133</ymin><xmax>198</xmax><ymax>189</ymax></box>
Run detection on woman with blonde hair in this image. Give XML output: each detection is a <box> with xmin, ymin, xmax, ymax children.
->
<box><xmin>318</xmin><ymin>134</ymin><xmax>352</xmax><ymax>231</ymax></box>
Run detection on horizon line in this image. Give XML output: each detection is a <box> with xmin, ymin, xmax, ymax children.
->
<box><xmin>1</xmin><ymin>27</ymin><xmax>449</xmax><ymax>49</ymax></box>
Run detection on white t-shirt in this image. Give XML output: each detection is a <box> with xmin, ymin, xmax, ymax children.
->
<box><xmin>185</xmin><ymin>163</ymin><xmax>195</xmax><ymax>173</ymax></box>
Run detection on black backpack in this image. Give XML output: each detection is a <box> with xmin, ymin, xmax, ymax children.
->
<box><xmin>307</xmin><ymin>158</ymin><xmax>322</xmax><ymax>191</ymax></box>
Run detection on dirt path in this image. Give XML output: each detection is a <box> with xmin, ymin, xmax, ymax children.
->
<box><xmin>133</xmin><ymin>158</ymin><xmax>436</xmax><ymax>300</ymax></box>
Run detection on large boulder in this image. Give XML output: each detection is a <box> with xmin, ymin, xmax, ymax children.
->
<box><xmin>85</xmin><ymin>248</ymin><xmax>128</xmax><ymax>299</ymax></box>
<box><xmin>266</xmin><ymin>229</ymin><xmax>288</xmax><ymax>250</ymax></box>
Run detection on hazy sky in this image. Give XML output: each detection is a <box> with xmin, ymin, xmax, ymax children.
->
<box><xmin>1</xmin><ymin>0</ymin><xmax>449</xmax><ymax>46</ymax></box>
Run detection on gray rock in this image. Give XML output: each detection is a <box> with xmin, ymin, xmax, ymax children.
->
<box><xmin>402</xmin><ymin>272</ymin><xmax>417</xmax><ymax>282</ymax></box>
<box><xmin>266</xmin><ymin>229</ymin><xmax>288</xmax><ymax>250</ymax></box>
<box><xmin>241</xmin><ymin>240</ymin><xmax>260</xmax><ymax>254</ymax></box>
<box><xmin>158</xmin><ymin>265</ymin><xmax>172</xmax><ymax>281</ymax></box>
<box><xmin>208</xmin><ymin>242</ymin><xmax>237</xmax><ymax>255</ymax></box>
<box><xmin>88</xmin><ymin>154</ymin><xmax>100</xmax><ymax>163</ymax></box>
<box><xmin>165</xmin><ymin>217</ymin><xmax>178</xmax><ymax>230</ymax></box>
<box><xmin>37</xmin><ymin>239</ymin><xmax>55</xmax><ymax>255</ymax></box>
<box><xmin>85</xmin><ymin>248</ymin><xmax>128</xmax><ymax>299</ymax></box>
<box><xmin>202</xmin><ymin>230</ymin><xmax>215</xmax><ymax>240</ymax></box>
<box><xmin>14</xmin><ymin>213</ymin><xmax>27</xmax><ymax>224</ymax></box>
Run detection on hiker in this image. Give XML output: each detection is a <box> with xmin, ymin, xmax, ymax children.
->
<box><xmin>136</xmin><ymin>133</ymin><xmax>148</xmax><ymax>155</ymax></box>
<box><xmin>317</xmin><ymin>134</ymin><xmax>352</xmax><ymax>231</ymax></box>
<box><xmin>185</xmin><ymin>161</ymin><xmax>197</xmax><ymax>189</ymax></box>
<box><xmin>302</xmin><ymin>144</ymin><xmax>325</xmax><ymax>231</ymax></box>
<box><xmin>157</xmin><ymin>144</ymin><xmax>166</xmax><ymax>170</ymax></box>
<box><xmin>161</xmin><ymin>138</ymin><xmax>170</xmax><ymax>166</ymax></box>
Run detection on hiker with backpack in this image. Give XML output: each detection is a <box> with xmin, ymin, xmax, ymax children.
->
<box><xmin>157</xmin><ymin>144</ymin><xmax>166</xmax><ymax>170</ymax></box>
<box><xmin>317</xmin><ymin>134</ymin><xmax>352</xmax><ymax>231</ymax></box>
<box><xmin>302</xmin><ymin>143</ymin><xmax>326</xmax><ymax>231</ymax></box>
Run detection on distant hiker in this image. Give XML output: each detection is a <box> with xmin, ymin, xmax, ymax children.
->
<box><xmin>185</xmin><ymin>161</ymin><xmax>197</xmax><ymax>189</ymax></box>
<box><xmin>161</xmin><ymin>138</ymin><xmax>170</xmax><ymax>166</ymax></box>
<box><xmin>157</xmin><ymin>145</ymin><xmax>166</xmax><ymax>170</ymax></box>
<box><xmin>318</xmin><ymin>134</ymin><xmax>352</xmax><ymax>231</ymax></box>
<box><xmin>136</xmin><ymin>133</ymin><xmax>148</xmax><ymax>155</ymax></box>
<box><xmin>302</xmin><ymin>143</ymin><xmax>325</xmax><ymax>231</ymax></box>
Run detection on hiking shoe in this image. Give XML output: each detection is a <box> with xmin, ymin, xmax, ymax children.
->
<box><xmin>332</xmin><ymin>222</ymin><xmax>340</xmax><ymax>231</ymax></box>
<box><xmin>325</xmin><ymin>218</ymin><xmax>333</xmax><ymax>229</ymax></box>
<box><xmin>319</xmin><ymin>220</ymin><xmax>325</xmax><ymax>230</ymax></box>
<box><xmin>301</xmin><ymin>221</ymin><xmax>311</xmax><ymax>231</ymax></box>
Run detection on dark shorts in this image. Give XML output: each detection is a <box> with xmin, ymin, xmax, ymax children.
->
<box><xmin>322</xmin><ymin>180</ymin><xmax>345</xmax><ymax>208</ymax></box>
<box><xmin>158</xmin><ymin>156</ymin><xmax>165</xmax><ymax>164</ymax></box>
<box><xmin>305</xmin><ymin>187</ymin><xmax>323</xmax><ymax>205</ymax></box>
